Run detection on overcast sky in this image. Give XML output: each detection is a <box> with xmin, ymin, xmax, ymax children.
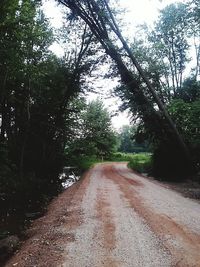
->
<box><xmin>43</xmin><ymin>0</ymin><xmax>183</xmax><ymax>129</ymax></box>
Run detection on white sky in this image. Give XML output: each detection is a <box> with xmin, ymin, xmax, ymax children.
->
<box><xmin>43</xmin><ymin>0</ymin><xmax>184</xmax><ymax>129</ymax></box>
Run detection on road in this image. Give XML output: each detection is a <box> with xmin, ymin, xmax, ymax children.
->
<box><xmin>5</xmin><ymin>163</ymin><xmax>200</xmax><ymax>267</ymax></box>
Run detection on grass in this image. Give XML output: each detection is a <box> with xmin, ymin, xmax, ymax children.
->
<box><xmin>72</xmin><ymin>155</ymin><xmax>102</xmax><ymax>171</ymax></box>
<box><xmin>127</xmin><ymin>153</ymin><xmax>152</xmax><ymax>174</ymax></box>
<box><xmin>108</xmin><ymin>152</ymin><xmax>136</xmax><ymax>162</ymax></box>
<box><xmin>75</xmin><ymin>153</ymin><xmax>133</xmax><ymax>171</ymax></box>
<box><xmin>71</xmin><ymin>152</ymin><xmax>152</xmax><ymax>174</ymax></box>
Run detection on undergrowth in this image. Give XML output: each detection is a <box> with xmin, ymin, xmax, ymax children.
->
<box><xmin>69</xmin><ymin>152</ymin><xmax>152</xmax><ymax>174</ymax></box>
<box><xmin>128</xmin><ymin>153</ymin><xmax>152</xmax><ymax>174</ymax></box>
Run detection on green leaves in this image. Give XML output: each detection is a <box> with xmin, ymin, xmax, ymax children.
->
<box><xmin>0</xmin><ymin>1</ymin><xmax>87</xmax><ymax>197</ymax></box>
<box><xmin>168</xmin><ymin>99</ymin><xmax>200</xmax><ymax>145</ymax></box>
<box><xmin>66</xmin><ymin>99</ymin><xmax>117</xmax><ymax>160</ymax></box>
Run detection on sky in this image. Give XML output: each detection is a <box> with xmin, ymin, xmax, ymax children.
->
<box><xmin>43</xmin><ymin>0</ymin><xmax>183</xmax><ymax>129</ymax></box>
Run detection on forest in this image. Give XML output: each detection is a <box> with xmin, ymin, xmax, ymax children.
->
<box><xmin>0</xmin><ymin>0</ymin><xmax>199</xmax><ymax>260</ymax></box>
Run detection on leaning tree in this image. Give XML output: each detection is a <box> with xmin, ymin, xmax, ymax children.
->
<box><xmin>58</xmin><ymin>0</ymin><xmax>192</xmax><ymax>170</ymax></box>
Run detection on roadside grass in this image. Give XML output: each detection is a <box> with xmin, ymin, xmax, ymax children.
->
<box><xmin>73</xmin><ymin>153</ymin><xmax>134</xmax><ymax>171</ymax></box>
<box><xmin>71</xmin><ymin>152</ymin><xmax>152</xmax><ymax>174</ymax></box>
<box><xmin>108</xmin><ymin>152</ymin><xmax>135</xmax><ymax>162</ymax></box>
<box><xmin>71</xmin><ymin>156</ymin><xmax>101</xmax><ymax>171</ymax></box>
<box><xmin>128</xmin><ymin>153</ymin><xmax>152</xmax><ymax>174</ymax></box>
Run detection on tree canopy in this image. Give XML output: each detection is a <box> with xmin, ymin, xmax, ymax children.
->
<box><xmin>66</xmin><ymin>99</ymin><xmax>117</xmax><ymax>161</ymax></box>
<box><xmin>0</xmin><ymin>0</ymin><xmax>95</xmax><ymax>207</ymax></box>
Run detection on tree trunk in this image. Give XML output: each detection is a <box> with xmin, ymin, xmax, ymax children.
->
<box><xmin>103</xmin><ymin>1</ymin><xmax>190</xmax><ymax>158</ymax></box>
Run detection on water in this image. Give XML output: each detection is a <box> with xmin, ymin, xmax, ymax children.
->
<box><xmin>0</xmin><ymin>167</ymin><xmax>80</xmax><ymax>239</ymax></box>
<box><xmin>59</xmin><ymin>167</ymin><xmax>80</xmax><ymax>189</ymax></box>
<box><xmin>0</xmin><ymin>167</ymin><xmax>80</xmax><ymax>263</ymax></box>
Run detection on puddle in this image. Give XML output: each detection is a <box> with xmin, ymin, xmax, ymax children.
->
<box><xmin>59</xmin><ymin>167</ymin><xmax>80</xmax><ymax>189</ymax></box>
<box><xmin>0</xmin><ymin>166</ymin><xmax>81</xmax><ymax>264</ymax></box>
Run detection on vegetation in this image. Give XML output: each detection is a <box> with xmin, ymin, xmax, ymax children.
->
<box><xmin>118</xmin><ymin>125</ymin><xmax>150</xmax><ymax>153</ymax></box>
<box><xmin>0</xmin><ymin>0</ymin><xmax>199</xmax><ymax>206</ymax></box>
<box><xmin>69</xmin><ymin>155</ymin><xmax>101</xmax><ymax>171</ymax></box>
<box><xmin>114</xmin><ymin>0</ymin><xmax>200</xmax><ymax>179</ymax></box>
<box><xmin>108</xmin><ymin>152</ymin><xmax>135</xmax><ymax>162</ymax></box>
<box><xmin>128</xmin><ymin>153</ymin><xmax>152</xmax><ymax>174</ymax></box>
<box><xmin>66</xmin><ymin>99</ymin><xmax>118</xmax><ymax>170</ymax></box>
<box><xmin>0</xmin><ymin>0</ymin><xmax>96</xmax><ymax>219</ymax></box>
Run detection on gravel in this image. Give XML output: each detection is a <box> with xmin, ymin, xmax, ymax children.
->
<box><xmin>115</xmin><ymin>164</ymin><xmax>200</xmax><ymax>235</ymax></box>
<box><xmin>62</xmin><ymin>164</ymin><xmax>172</xmax><ymax>267</ymax></box>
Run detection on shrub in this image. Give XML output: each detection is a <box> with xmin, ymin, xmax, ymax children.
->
<box><xmin>128</xmin><ymin>153</ymin><xmax>152</xmax><ymax>174</ymax></box>
<box><xmin>108</xmin><ymin>152</ymin><xmax>135</xmax><ymax>162</ymax></box>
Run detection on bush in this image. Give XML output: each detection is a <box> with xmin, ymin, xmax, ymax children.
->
<box><xmin>167</xmin><ymin>99</ymin><xmax>200</xmax><ymax>177</ymax></box>
<box><xmin>67</xmin><ymin>155</ymin><xmax>101</xmax><ymax>172</ymax></box>
<box><xmin>128</xmin><ymin>153</ymin><xmax>152</xmax><ymax>174</ymax></box>
<box><xmin>152</xmin><ymin>143</ymin><xmax>194</xmax><ymax>181</ymax></box>
<box><xmin>108</xmin><ymin>152</ymin><xmax>135</xmax><ymax>162</ymax></box>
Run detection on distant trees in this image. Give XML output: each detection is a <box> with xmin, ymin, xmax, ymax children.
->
<box><xmin>118</xmin><ymin>126</ymin><xmax>135</xmax><ymax>153</ymax></box>
<box><xmin>66</xmin><ymin>99</ymin><xmax>117</xmax><ymax>160</ymax></box>
<box><xmin>118</xmin><ymin>125</ymin><xmax>149</xmax><ymax>153</ymax></box>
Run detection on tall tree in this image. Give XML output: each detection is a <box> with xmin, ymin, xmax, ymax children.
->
<box><xmin>67</xmin><ymin>99</ymin><xmax>117</xmax><ymax>159</ymax></box>
<box><xmin>155</xmin><ymin>3</ymin><xmax>189</xmax><ymax>93</ymax></box>
<box><xmin>187</xmin><ymin>0</ymin><xmax>200</xmax><ymax>79</ymax></box>
<box><xmin>58</xmin><ymin>0</ymin><xmax>190</xmax><ymax>162</ymax></box>
<box><xmin>0</xmin><ymin>0</ymin><xmax>93</xmax><ymax>202</ymax></box>
<box><xmin>118</xmin><ymin>125</ymin><xmax>136</xmax><ymax>153</ymax></box>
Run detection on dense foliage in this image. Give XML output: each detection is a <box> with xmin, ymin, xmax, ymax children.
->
<box><xmin>118</xmin><ymin>125</ymin><xmax>150</xmax><ymax>153</ymax></box>
<box><xmin>115</xmin><ymin>1</ymin><xmax>200</xmax><ymax>179</ymax></box>
<box><xmin>128</xmin><ymin>153</ymin><xmax>152</xmax><ymax>174</ymax></box>
<box><xmin>0</xmin><ymin>0</ymin><xmax>93</xmax><ymax>210</ymax></box>
<box><xmin>66</xmin><ymin>99</ymin><xmax>117</xmax><ymax>168</ymax></box>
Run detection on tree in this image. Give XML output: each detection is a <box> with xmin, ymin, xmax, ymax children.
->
<box><xmin>165</xmin><ymin>99</ymin><xmax>200</xmax><ymax>177</ymax></box>
<box><xmin>187</xmin><ymin>0</ymin><xmax>200</xmax><ymax>79</ymax></box>
<box><xmin>0</xmin><ymin>0</ymin><xmax>93</xmax><ymax>206</ymax></box>
<box><xmin>154</xmin><ymin>3</ymin><xmax>189</xmax><ymax>93</ymax></box>
<box><xmin>0</xmin><ymin>0</ymin><xmax>54</xmax><ymax>178</ymax></box>
<box><xmin>58</xmin><ymin>0</ymin><xmax>190</xmax><ymax>166</ymax></box>
<box><xmin>177</xmin><ymin>77</ymin><xmax>200</xmax><ymax>102</ymax></box>
<box><xmin>67</xmin><ymin>99</ymin><xmax>117</xmax><ymax>159</ymax></box>
<box><xmin>118</xmin><ymin>125</ymin><xmax>150</xmax><ymax>153</ymax></box>
<box><xmin>118</xmin><ymin>125</ymin><xmax>136</xmax><ymax>153</ymax></box>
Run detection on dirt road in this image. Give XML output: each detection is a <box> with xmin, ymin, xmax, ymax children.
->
<box><xmin>5</xmin><ymin>163</ymin><xmax>200</xmax><ymax>267</ymax></box>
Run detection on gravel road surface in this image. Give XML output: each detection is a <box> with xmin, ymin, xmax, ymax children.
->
<box><xmin>5</xmin><ymin>163</ymin><xmax>200</xmax><ymax>267</ymax></box>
